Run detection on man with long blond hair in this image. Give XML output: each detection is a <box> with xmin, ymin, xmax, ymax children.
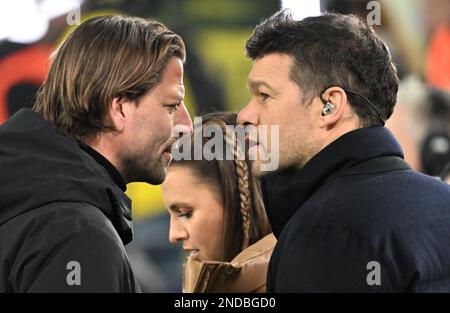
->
<box><xmin>0</xmin><ymin>15</ymin><xmax>192</xmax><ymax>292</ymax></box>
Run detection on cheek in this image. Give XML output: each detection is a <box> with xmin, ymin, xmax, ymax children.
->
<box><xmin>277</xmin><ymin>124</ymin><xmax>293</xmax><ymax>149</ymax></box>
<box><xmin>184</xmin><ymin>211</ymin><xmax>207</xmax><ymax>241</ymax></box>
<box><xmin>277</xmin><ymin>124</ymin><xmax>304</xmax><ymax>163</ymax></box>
<box><xmin>263</xmin><ymin>105</ymin><xmax>291</xmax><ymax>137</ymax></box>
<box><xmin>139</xmin><ymin>110</ymin><xmax>171</xmax><ymax>137</ymax></box>
<box><xmin>194</xmin><ymin>208</ymin><xmax>223</xmax><ymax>246</ymax></box>
<box><xmin>186</xmin><ymin>221</ymin><xmax>209</xmax><ymax>250</ymax></box>
<box><xmin>157</xmin><ymin>115</ymin><xmax>175</xmax><ymax>142</ymax></box>
<box><xmin>140</xmin><ymin>120</ymin><xmax>166</xmax><ymax>149</ymax></box>
<box><xmin>206</xmin><ymin>209</ymin><xmax>224</xmax><ymax>243</ymax></box>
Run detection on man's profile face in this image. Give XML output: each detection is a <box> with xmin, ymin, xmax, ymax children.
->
<box><xmin>237</xmin><ymin>53</ymin><xmax>321</xmax><ymax>176</ymax></box>
<box><xmin>119</xmin><ymin>58</ymin><xmax>192</xmax><ymax>184</ymax></box>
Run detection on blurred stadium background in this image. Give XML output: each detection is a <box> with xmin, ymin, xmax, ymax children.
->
<box><xmin>1</xmin><ymin>0</ymin><xmax>449</xmax><ymax>291</ymax></box>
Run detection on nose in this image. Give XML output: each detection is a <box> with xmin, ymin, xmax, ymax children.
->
<box><xmin>174</xmin><ymin>103</ymin><xmax>193</xmax><ymax>136</ymax></box>
<box><xmin>169</xmin><ymin>217</ymin><xmax>188</xmax><ymax>244</ymax></box>
<box><xmin>237</xmin><ymin>100</ymin><xmax>259</xmax><ymax>126</ymax></box>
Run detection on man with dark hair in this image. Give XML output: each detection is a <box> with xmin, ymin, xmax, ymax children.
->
<box><xmin>238</xmin><ymin>10</ymin><xmax>450</xmax><ymax>292</ymax></box>
<box><xmin>0</xmin><ymin>16</ymin><xmax>192</xmax><ymax>292</ymax></box>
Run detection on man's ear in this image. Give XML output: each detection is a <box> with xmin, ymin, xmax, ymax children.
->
<box><xmin>318</xmin><ymin>87</ymin><xmax>348</xmax><ymax>129</ymax></box>
<box><xmin>109</xmin><ymin>97</ymin><xmax>128</xmax><ymax>132</ymax></box>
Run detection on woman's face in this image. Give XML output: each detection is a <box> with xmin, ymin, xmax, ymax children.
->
<box><xmin>162</xmin><ymin>166</ymin><xmax>225</xmax><ymax>262</ymax></box>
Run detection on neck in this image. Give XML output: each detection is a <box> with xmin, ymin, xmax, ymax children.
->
<box><xmin>302</xmin><ymin>120</ymin><xmax>362</xmax><ymax>170</ymax></box>
<box><xmin>82</xmin><ymin>134</ymin><xmax>125</xmax><ymax>180</ymax></box>
<box><xmin>325</xmin><ymin>115</ymin><xmax>362</xmax><ymax>147</ymax></box>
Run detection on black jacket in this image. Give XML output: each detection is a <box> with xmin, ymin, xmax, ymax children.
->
<box><xmin>262</xmin><ymin>127</ymin><xmax>450</xmax><ymax>292</ymax></box>
<box><xmin>0</xmin><ymin>109</ymin><xmax>140</xmax><ymax>292</ymax></box>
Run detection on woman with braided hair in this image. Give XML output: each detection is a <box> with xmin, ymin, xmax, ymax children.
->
<box><xmin>162</xmin><ymin>112</ymin><xmax>275</xmax><ymax>292</ymax></box>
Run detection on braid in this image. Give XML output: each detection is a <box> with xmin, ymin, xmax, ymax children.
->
<box><xmin>234</xmin><ymin>158</ymin><xmax>251</xmax><ymax>250</ymax></box>
<box><xmin>223</xmin><ymin>124</ymin><xmax>251</xmax><ymax>250</ymax></box>
<box><xmin>203</xmin><ymin>119</ymin><xmax>252</xmax><ymax>251</ymax></box>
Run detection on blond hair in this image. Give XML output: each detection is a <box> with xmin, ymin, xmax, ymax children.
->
<box><xmin>34</xmin><ymin>15</ymin><xmax>186</xmax><ymax>140</ymax></box>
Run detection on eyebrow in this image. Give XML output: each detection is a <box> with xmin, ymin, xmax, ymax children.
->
<box><xmin>172</xmin><ymin>87</ymin><xmax>186</xmax><ymax>102</ymax></box>
<box><xmin>164</xmin><ymin>94</ymin><xmax>183</xmax><ymax>105</ymax></box>
<box><xmin>169</xmin><ymin>202</ymin><xmax>193</xmax><ymax>211</ymax></box>
<box><xmin>168</xmin><ymin>97</ymin><xmax>183</xmax><ymax>103</ymax></box>
<box><xmin>247</xmin><ymin>80</ymin><xmax>277</xmax><ymax>94</ymax></box>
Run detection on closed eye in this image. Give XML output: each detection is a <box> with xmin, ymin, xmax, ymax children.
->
<box><xmin>178</xmin><ymin>211</ymin><xmax>192</xmax><ymax>218</ymax></box>
<box><xmin>259</xmin><ymin>92</ymin><xmax>270</xmax><ymax>101</ymax></box>
<box><xmin>165</xmin><ymin>103</ymin><xmax>181</xmax><ymax>113</ymax></box>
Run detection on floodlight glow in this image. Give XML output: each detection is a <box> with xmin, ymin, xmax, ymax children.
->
<box><xmin>0</xmin><ymin>0</ymin><xmax>84</xmax><ymax>44</ymax></box>
<box><xmin>281</xmin><ymin>0</ymin><xmax>322</xmax><ymax>20</ymax></box>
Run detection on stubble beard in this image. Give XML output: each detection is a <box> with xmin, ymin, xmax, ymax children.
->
<box><xmin>121</xmin><ymin>149</ymin><xmax>167</xmax><ymax>185</ymax></box>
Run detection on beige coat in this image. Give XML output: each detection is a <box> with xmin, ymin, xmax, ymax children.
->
<box><xmin>183</xmin><ymin>233</ymin><xmax>276</xmax><ymax>293</ymax></box>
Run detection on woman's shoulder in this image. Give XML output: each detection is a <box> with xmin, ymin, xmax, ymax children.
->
<box><xmin>230</xmin><ymin>233</ymin><xmax>276</xmax><ymax>267</ymax></box>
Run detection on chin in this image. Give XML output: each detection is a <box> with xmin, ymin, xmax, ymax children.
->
<box><xmin>150</xmin><ymin>171</ymin><xmax>167</xmax><ymax>185</ymax></box>
<box><xmin>142</xmin><ymin>164</ymin><xmax>167</xmax><ymax>185</ymax></box>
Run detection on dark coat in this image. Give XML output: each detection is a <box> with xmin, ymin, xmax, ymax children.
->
<box><xmin>0</xmin><ymin>109</ymin><xmax>140</xmax><ymax>292</ymax></box>
<box><xmin>261</xmin><ymin>127</ymin><xmax>450</xmax><ymax>292</ymax></box>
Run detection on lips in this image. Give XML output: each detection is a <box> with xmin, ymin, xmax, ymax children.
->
<box><xmin>161</xmin><ymin>145</ymin><xmax>173</xmax><ymax>166</ymax></box>
<box><xmin>184</xmin><ymin>249</ymin><xmax>200</xmax><ymax>261</ymax></box>
<box><xmin>164</xmin><ymin>137</ymin><xmax>182</xmax><ymax>154</ymax></box>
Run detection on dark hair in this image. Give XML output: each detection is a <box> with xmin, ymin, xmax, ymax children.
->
<box><xmin>245</xmin><ymin>10</ymin><xmax>399</xmax><ymax>127</ymax></box>
<box><xmin>171</xmin><ymin>112</ymin><xmax>271</xmax><ymax>261</ymax></box>
<box><xmin>34</xmin><ymin>15</ymin><xmax>185</xmax><ymax>140</ymax></box>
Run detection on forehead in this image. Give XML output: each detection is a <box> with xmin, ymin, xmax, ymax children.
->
<box><xmin>162</xmin><ymin>58</ymin><xmax>184</xmax><ymax>82</ymax></box>
<box><xmin>153</xmin><ymin>58</ymin><xmax>185</xmax><ymax>97</ymax></box>
<box><xmin>248</xmin><ymin>53</ymin><xmax>294</xmax><ymax>87</ymax></box>
<box><xmin>163</xmin><ymin>166</ymin><xmax>194</xmax><ymax>190</ymax></box>
<box><xmin>162</xmin><ymin>166</ymin><xmax>222</xmax><ymax>209</ymax></box>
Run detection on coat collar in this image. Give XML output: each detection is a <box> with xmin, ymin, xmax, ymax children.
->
<box><xmin>0</xmin><ymin>109</ymin><xmax>133</xmax><ymax>245</ymax></box>
<box><xmin>183</xmin><ymin>234</ymin><xmax>276</xmax><ymax>293</ymax></box>
<box><xmin>260</xmin><ymin>127</ymin><xmax>404</xmax><ymax>238</ymax></box>
<box><xmin>78</xmin><ymin>141</ymin><xmax>127</xmax><ymax>192</ymax></box>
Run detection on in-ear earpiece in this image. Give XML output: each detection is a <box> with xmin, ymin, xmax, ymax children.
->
<box><xmin>322</xmin><ymin>101</ymin><xmax>335</xmax><ymax>116</ymax></box>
